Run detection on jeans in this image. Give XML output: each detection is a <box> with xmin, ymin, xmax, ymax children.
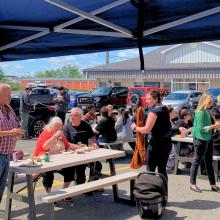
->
<box><xmin>147</xmin><ymin>137</ymin><xmax>172</xmax><ymax>181</ymax></box>
<box><xmin>20</xmin><ymin>112</ymin><xmax>29</xmax><ymax>138</ymax></box>
<box><xmin>0</xmin><ymin>154</ymin><xmax>9</xmax><ymax>203</ymax></box>
<box><xmin>190</xmin><ymin>138</ymin><xmax>215</xmax><ymax>185</ymax></box>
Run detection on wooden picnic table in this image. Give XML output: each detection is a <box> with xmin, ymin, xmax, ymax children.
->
<box><xmin>4</xmin><ymin>148</ymin><xmax>126</xmax><ymax>220</ymax></box>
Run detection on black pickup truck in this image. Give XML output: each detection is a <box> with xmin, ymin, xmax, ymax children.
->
<box><xmin>77</xmin><ymin>86</ymin><xmax>128</xmax><ymax>111</ymax></box>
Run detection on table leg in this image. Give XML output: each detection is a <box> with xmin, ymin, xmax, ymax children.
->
<box><xmin>173</xmin><ymin>142</ymin><xmax>181</xmax><ymax>175</ymax></box>
<box><xmin>213</xmin><ymin>160</ymin><xmax>219</xmax><ymax>182</ymax></box>
<box><xmin>108</xmin><ymin>159</ymin><xmax>119</xmax><ymax>201</ymax></box>
<box><xmin>26</xmin><ymin>175</ymin><xmax>36</xmax><ymax>220</ymax></box>
<box><xmin>4</xmin><ymin>171</ymin><xmax>15</xmax><ymax>220</ymax></box>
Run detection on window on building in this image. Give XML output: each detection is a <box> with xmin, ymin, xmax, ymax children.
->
<box><xmin>144</xmin><ymin>82</ymin><xmax>160</xmax><ymax>87</ymax></box>
<box><xmin>134</xmin><ymin>82</ymin><xmax>143</xmax><ymax>87</ymax></box>
<box><xmin>99</xmin><ymin>82</ymin><xmax>106</xmax><ymax>87</ymax></box>
<box><xmin>114</xmin><ymin>82</ymin><xmax>121</xmax><ymax>86</ymax></box>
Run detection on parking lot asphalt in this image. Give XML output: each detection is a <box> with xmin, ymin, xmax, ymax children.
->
<box><xmin>0</xmin><ymin>139</ymin><xmax>220</xmax><ymax>220</ymax></box>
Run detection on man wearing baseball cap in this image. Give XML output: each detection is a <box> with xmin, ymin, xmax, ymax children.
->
<box><xmin>53</xmin><ymin>86</ymin><xmax>70</xmax><ymax>123</ymax></box>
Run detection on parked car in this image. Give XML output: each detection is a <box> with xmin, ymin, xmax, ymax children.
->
<box><xmin>20</xmin><ymin>87</ymin><xmax>54</xmax><ymax>105</ymax></box>
<box><xmin>77</xmin><ymin>86</ymin><xmax>128</xmax><ymax>111</ymax></box>
<box><xmin>126</xmin><ymin>87</ymin><xmax>162</xmax><ymax>109</ymax></box>
<box><xmin>206</xmin><ymin>88</ymin><xmax>220</xmax><ymax>105</ymax></box>
<box><xmin>10</xmin><ymin>95</ymin><xmax>56</xmax><ymax>137</ymax></box>
<box><xmin>162</xmin><ymin>90</ymin><xmax>202</xmax><ymax>110</ymax></box>
<box><xmin>68</xmin><ymin>91</ymin><xmax>89</xmax><ymax>110</ymax></box>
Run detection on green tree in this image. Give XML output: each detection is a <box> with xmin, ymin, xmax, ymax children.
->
<box><xmin>0</xmin><ymin>67</ymin><xmax>5</xmax><ymax>81</ymax></box>
<box><xmin>35</xmin><ymin>65</ymin><xmax>81</xmax><ymax>78</ymax></box>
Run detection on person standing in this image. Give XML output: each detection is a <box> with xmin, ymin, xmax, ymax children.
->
<box><xmin>190</xmin><ymin>93</ymin><xmax>220</xmax><ymax>192</ymax></box>
<box><xmin>131</xmin><ymin>90</ymin><xmax>172</xmax><ymax>182</ymax></box>
<box><xmin>54</xmin><ymin>86</ymin><xmax>70</xmax><ymax>123</ymax></box>
<box><xmin>0</xmin><ymin>84</ymin><xmax>23</xmax><ymax>203</ymax></box>
<box><xmin>20</xmin><ymin>87</ymin><xmax>34</xmax><ymax>139</ymax></box>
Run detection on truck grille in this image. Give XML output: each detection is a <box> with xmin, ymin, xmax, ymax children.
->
<box><xmin>78</xmin><ymin>97</ymin><xmax>93</xmax><ymax>104</ymax></box>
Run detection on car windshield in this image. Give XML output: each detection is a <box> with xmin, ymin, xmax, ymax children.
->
<box><xmin>207</xmin><ymin>89</ymin><xmax>220</xmax><ymax>97</ymax></box>
<box><xmin>130</xmin><ymin>89</ymin><xmax>145</xmax><ymax>96</ymax></box>
<box><xmin>91</xmin><ymin>87</ymin><xmax>112</xmax><ymax>95</ymax></box>
<box><xmin>165</xmin><ymin>93</ymin><xmax>189</xmax><ymax>100</ymax></box>
<box><xmin>70</xmin><ymin>94</ymin><xmax>76</xmax><ymax>98</ymax></box>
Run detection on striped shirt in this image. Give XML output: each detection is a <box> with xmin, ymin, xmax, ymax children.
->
<box><xmin>0</xmin><ymin>105</ymin><xmax>20</xmax><ymax>155</ymax></box>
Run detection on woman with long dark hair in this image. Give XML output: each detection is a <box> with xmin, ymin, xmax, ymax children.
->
<box><xmin>131</xmin><ymin>90</ymin><xmax>172</xmax><ymax>182</ymax></box>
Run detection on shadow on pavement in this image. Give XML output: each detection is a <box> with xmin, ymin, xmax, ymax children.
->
<box><xmin>169</xmin><ymin>199</ymin><xmax>220</xmax><ymax>210</ymax></box>
<box><xmin>10</xmin><ymin>189</ymin><xmax>139</xmax><ymax>220</ymax></box>
<box><xmin>161</xmin><ymin>209</ymin><xmax>187</xmax><ymax>220</ymax></box>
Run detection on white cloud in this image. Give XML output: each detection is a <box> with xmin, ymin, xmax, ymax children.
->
<box><xmin>26</xmin><ymin>59</ymin><xmax>36</xmax><ymax>63</ymax></box>
<box><xmin>115</xmin><ymin>49</ymin><xmax>139</xmax><ymax>59</ymax></box>
<box><xmin>63</xmin><ymin>55</ymin><xmax>76</xmax><ymax>61</ymax></box>
<box><xmin>47</xmin><ymin>57</ymin><xmax>61</xmax><ymax>63</ymax></box>
<box><xmin>0</xmin><ymin>63</ymin><xmax>9</xmax><ymax>68</ymax></box>
<box><xmin>15</xmin><ymin>64</ymin><xmax>24</xmax><ymax>69</ymax></box>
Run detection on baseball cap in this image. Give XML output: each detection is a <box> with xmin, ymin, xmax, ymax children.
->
<box><xmin>58</xmin><ymin>86</ymin><xmax>65</xmax><ymax>90</ymax></box>
<box><xmin>25</xmin><ymin>87</ymin><xmax>32</xmax><ymax>91</ymax></box>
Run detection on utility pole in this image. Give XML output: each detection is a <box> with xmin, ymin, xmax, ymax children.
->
<box><xmin>105</xmin><ymin>51</ymin><xmax>109</xmax><ymax>64</ymax></box>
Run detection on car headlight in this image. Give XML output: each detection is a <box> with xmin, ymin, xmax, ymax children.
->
<box><xmin>94</xmin><ymin>97</ymin><xmax>101</xmax><ymax>102</ymax></box>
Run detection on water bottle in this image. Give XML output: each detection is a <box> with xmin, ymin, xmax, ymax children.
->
<box><xmin>44</xmin><ymin>152</ymin><xmax>50</xmax><ymax>162</ymax></box>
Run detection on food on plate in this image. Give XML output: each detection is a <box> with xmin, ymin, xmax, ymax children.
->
<box><xmin>82</xmin><ymin>146</ymin><xmax>90</xmax><ymax>152</ymax></box>
<box><xmin>75</xmin><ymin>148</ymin><xmax>85</xmax><ymax>154</ymax></box>
<box><xmin>30</xmin><ymin>154</ymin><xmax>42</xmax><ymax>162</ymax></box>
<box><xmin>19</xmin><ymin>159</ymin><xmax>42</xmax><ymax>167</ymax></box>
<box><xmin>62</xmin><ymin>150</ymin><xmax>74</xmax><ymax>155</ymax></box>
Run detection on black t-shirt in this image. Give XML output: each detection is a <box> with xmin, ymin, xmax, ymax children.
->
<box><xmin>148</xmin><ymin>105</ymin><xmax>171</xmax><ymax>139</ymax></box>
<box><xmin>63</xmin><ymin>121</ymin><xmax>94</xmax><ymax>145</ymax></box>
<box><xmin>96</xmin><ymin>116</ymin><xmax>117</xmax><ymax>142</ymax></box>
<box><xmin>176</xmin><ymin>119</ymin><xmax>193</xmax><ymax>129</ymax></box>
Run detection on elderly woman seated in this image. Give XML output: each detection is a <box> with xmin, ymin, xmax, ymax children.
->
<box><xmin>33</xmin><ymin>117</ymin><xmax>78</xmax><ymax>198</ymax></box>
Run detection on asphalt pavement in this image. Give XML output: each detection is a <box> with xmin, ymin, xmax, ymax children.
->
<box><xmin>0</xmin><ymin>139</ymin><xmax>220</xmax><ymax>220</ymax></box>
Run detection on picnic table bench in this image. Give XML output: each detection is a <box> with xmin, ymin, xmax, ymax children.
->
<box><xmin>39</xmin><ymin>171</ymin><xmax>138</xmax><ymax>220</ymax></box>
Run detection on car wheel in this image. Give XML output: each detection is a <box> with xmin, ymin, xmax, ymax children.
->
<box><xmin>30</xmin><ymin>118</ymin><xmax>46</xmax><ymax>137</ymax></box>
<box><xmin>130</xmin><ymin>94</ymin><xmax>140</xmax><ymax>106</ymax></box>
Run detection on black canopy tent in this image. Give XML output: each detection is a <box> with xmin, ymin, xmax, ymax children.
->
<box><xmin>1</xmin><ymin>0</ymin><xmax>220</xmax><ymax>70</ymax></box>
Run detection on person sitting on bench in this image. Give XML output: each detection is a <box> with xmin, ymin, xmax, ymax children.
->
<box><xmin>94</xmin><ymin>106</ymin><xmax>117</xmax><ymax>144</ymax></box>
<box><xmin>34</xmin><ymin>117</ymin><xmax>78</xmax><ymax>198</ymax></box>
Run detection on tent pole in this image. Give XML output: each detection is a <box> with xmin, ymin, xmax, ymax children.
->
<box><xmin>131</xmin><ymin>0</ymin><xmax>145</xmax><ymax>71</ymax></box>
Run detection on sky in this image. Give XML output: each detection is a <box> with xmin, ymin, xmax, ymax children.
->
<box><xmin>0</xmin><ymin>47</ymin><xmax>157</xmax><ymax>77</ymax></box>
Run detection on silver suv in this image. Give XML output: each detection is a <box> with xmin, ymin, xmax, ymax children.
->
<box><xmin>162</xmin><ymin>90</ymin><xmax>202</xmax><ymax>110</ymax></box>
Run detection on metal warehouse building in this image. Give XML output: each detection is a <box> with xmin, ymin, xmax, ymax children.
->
<box><xmin>83</xmin><ymin>42</ymin><xmax>220</xmax><ymax>92</ymax></box>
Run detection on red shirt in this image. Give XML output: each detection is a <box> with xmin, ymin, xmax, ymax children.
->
<box><xmin>34</xmin><ymin>130</ymin><xmax>69</xmax><ymax>156</ymax></box>
<box><xmin>0</xmin><ymin>105</ymin><xmax>20</xmax><ymax>155</ymax></box>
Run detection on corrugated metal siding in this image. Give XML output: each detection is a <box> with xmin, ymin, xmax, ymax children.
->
<box><xmin>167</xmin><ymin>43</ymin><xmax>220</xmax><ymax>63</ymax></box>
<box><xmin>87</xmin><ymin>69</ymin><xmax>220</xmax><ymax>80</ymax></box>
